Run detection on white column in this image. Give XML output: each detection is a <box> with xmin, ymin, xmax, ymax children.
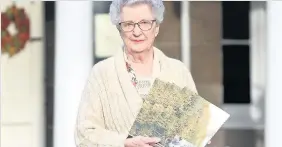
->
<box><xmin>249</xmin><ymin>1</ymin><xmax>266</xmax><ymax>127</ymax></box>
<box><xmin>54</xmin><ymin>2</ymin><xmax>93</xmax><ymax>147</ymax></box>
<box><xmin>265</xmin><ymin>1</ymin><xmax>282</xmax><ymax>147</ymax></box>
<box><xmin>181</xmin><ymin>1</ymin><xmax>191</xmax><ymax>70</ymax></box>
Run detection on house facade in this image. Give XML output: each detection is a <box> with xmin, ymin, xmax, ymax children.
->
<box><xmin>1</xmin><ymin>1</ymin><xmax>281</xmax><ymax>147</ymax></box>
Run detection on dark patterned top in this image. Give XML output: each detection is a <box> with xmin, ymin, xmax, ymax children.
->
<box><xmin>125</xmin><ymin>62</ymin><xmax>138</xmax><ymax>87</ymax></box>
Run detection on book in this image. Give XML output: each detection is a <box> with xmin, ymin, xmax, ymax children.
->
<box><xmin>128</xmin><ymin>79</ymin><xmax>230</xmax><ymax>147</ymax></box>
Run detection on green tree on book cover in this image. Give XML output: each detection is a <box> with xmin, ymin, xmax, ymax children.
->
<box><xmin>129</xmin><ymin>79</ymin><xmax>211</xmax><ymax>147</ymax></box>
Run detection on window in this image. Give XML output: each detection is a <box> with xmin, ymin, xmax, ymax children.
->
<box><xmin>223</xmin><ymin>45</ymin><xmax>250</xmax><ymax>103</ymax></box>
<box><xmin>222</xmin><ymin>1</ymin><xmax>250</xmax><ymax>40</ymax></box>
<box><xmin>221</xmin><ymin>1</ymin><xmax>251</xmax><ymax>104</ymax></box>
<box><xmin>93</xmin><ymin>1</ymin><xmax>113</xmax><ymax>64</ymax></box>
<box><xmin>221</xmin><ymin>1</ymin><xmax>266</xmax><ymax>129</ymax></box>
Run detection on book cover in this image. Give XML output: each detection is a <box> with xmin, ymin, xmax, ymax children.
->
<box><xmin>129</xmin><ymin>79</ymin><xmax>230</xmax><ymax>147</ymax></box>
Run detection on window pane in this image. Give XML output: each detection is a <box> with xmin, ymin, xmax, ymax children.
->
<box><xmin>222</xmin><ymin>1</ymin><xmax>250</xmax><ymax>39</ymax></box>
<box><xmin>93</xmin><ymin>1</ymin><xmax>111</xmax><ymax>14</ymax></box>
<box><xmin>93</xmin><ymin>1</ymin><xmax>120</xmax><ymax>64</ymax></box>
<box><xmin>223</xmin><ymin>45</ymin><xmax>250</xmax><ymax>104</ymax></box>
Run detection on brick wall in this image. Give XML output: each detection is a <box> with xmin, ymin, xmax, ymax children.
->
<box><xmin>155</xmin><ymin>1</ymin><xmax>223</xmax><ymax>106</ymax></box>
<box><xmin>155</xmin><ymin>1</ymin><xmax>181</xmax><ymax>60</ymax></box>
<box><xmin>190</xmin><ymin>2</ymin><xmax>224</xmax><ymax>146</ymax></box>
<box><xmin>190</xmin><ymin>1</ymin><xmax>222</xmax><ymax>106</ymax></box>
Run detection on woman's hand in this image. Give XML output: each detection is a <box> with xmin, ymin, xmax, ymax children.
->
<box><xmin>125</xmin><ymin>136</ymin><xmax>161</xmax><ymax>147</ymax></box>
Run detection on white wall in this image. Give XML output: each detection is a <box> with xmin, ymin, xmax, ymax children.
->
<box><xmin>265</xmin><ymin>1</ymin><xmax>282</xmax><ymax>147</ymax></box>
<box><xmin>1</xmin><ymin>1</ymin><xmax>45</xmax><ymax>147</ymax></box>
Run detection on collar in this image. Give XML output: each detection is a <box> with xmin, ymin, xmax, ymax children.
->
<box><xmin>122</xmin><ymin>47</ymin><xmax>161</xmax><ymax>78</ymax></box>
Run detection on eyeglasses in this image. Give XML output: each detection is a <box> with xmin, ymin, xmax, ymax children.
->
<box><xmin>119</xmin><ymin>20</ymin><xmax>156</xmax><ymax>32</ymax></box>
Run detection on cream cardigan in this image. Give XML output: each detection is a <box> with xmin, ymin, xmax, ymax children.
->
<box><xmin>74</xmin><ymin>47</ymin><xmax>198</xmax><ymax>147</ymax></box>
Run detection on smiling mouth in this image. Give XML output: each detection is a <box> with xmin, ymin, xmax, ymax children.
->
<box><xmin>132</xmin><ymin>40</ymin><xmax>144</xmax><ymax>43</ymax></box>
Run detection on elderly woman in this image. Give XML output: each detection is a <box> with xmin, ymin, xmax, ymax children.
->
<box><xmin>75</xmin><ymin>0</ymin><xmax>198</xmax><ymax>147</ymax></box>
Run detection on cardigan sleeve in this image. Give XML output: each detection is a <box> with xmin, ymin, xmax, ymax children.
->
<box><xmin>74</xmin><ymin>68</ymin><xmax>126</xmax><ymax>147</ymax></box>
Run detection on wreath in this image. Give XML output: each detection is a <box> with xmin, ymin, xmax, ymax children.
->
<box><xmin>1</xmin><ymin>4</ymin><xmax>30</xmax><ymax>57</ymax></box>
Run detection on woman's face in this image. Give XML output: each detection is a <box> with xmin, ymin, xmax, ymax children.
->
<box><xmin>119</xmin><ymin>4</ymin><xmax>159</xmax><ymax>53</ymax></box>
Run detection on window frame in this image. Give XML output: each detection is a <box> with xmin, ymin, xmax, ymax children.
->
<box><xmin>221</xmin><ymin>1</ymin><xmax>266</xmax><ymax>130</ymax></box>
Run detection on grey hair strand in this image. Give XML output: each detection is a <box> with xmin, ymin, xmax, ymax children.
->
<box><xmin>109</xmin><ymin>0</ymin><xmax>165</xmax><ymax>25</ymax></box>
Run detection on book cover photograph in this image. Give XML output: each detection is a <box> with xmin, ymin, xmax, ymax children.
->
<box><xmin>129</xmin><ymin>79</ymin><xmax>230</xmax><ymax>147</ymax></box>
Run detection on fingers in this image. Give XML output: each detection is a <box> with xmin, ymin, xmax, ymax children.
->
<box><xmin>141</xmin><ymin>137</ymin><xmax>161</xmax><ymax>144</ymax></box>
<box><xmin>137</xmin><ymin>140</ymin><xmax>153</xmax><ymax>147</ymax></box>
<box><xmin>143</xmin><ymin>144</ymin><xmax>153</xmax><ymax>147</ymax></box>
<box><xmin>130</xmin><ymin>136</ymin><xmax>160</xmax><ymax>147</ymax></box>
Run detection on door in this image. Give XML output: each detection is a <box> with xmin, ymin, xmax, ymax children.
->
<box><xmin>1</xmin><ymin>1</ymin><xmax>45</xmax><ymax>147</ymax></box>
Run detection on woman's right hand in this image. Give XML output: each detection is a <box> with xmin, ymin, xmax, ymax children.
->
<box><xmin>124</xmin><ymin>136</ymin><xmax>161</xmax><ymax>147</ymax></box>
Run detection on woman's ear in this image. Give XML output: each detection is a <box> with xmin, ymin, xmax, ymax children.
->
<box><xmin>155</xmin><ymin>25</ymin><xmax>160</xmax><ymax>37</ymax></box>
<box><xmin>116</xmin><ymin>25</ymin><xmax>121</xmax><ymax>33</ymax></box>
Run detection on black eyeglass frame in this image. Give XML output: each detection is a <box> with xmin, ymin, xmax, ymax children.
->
<box><xmin>118</xmin><ymin>19</ymin><xmax>157</xmax><ymax>32</ymax></box>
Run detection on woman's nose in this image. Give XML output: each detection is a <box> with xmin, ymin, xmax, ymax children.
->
<box><xmin>132</xmin><ymin>24</ymin><xmax>142</xmax><ymax>36</ymax></box>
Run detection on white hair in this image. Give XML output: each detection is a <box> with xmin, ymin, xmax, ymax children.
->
<box><xmin>109</xmin><ymin>0</ymin><xmax>165</xmax><ymax>25</ymax></box>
